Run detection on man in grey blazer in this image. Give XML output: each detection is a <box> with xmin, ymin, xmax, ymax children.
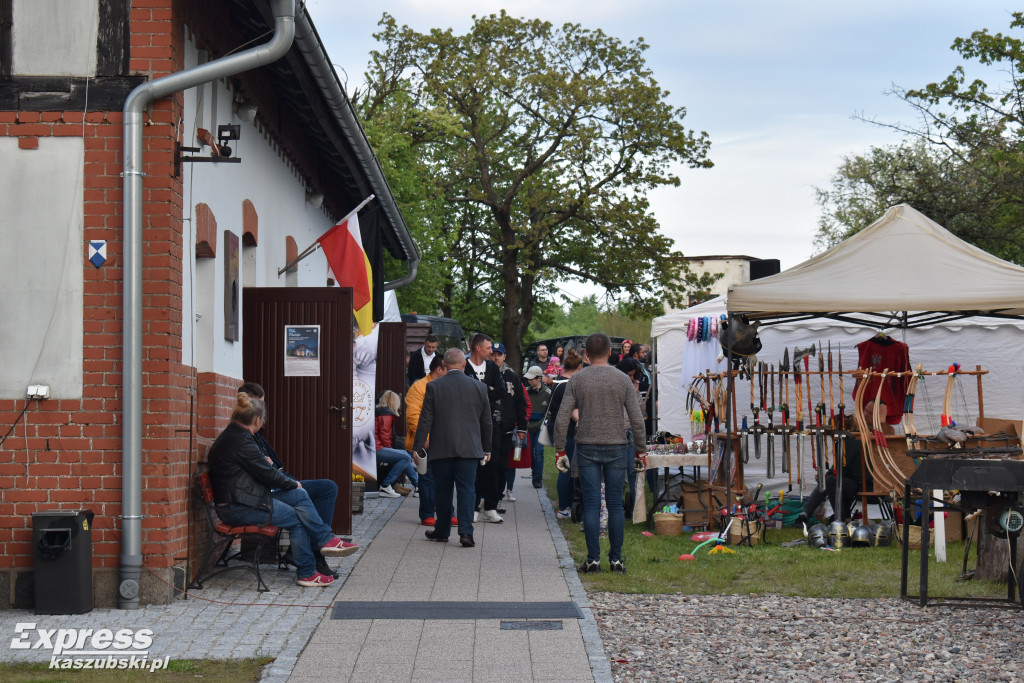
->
<box><xmin>412</xmin><ymin>348</ymin><xmax>492</xmax><ymax>547</ymax></box>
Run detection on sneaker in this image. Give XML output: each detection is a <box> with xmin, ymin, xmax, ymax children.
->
<box><xmin>609</xmin><ymin>560</ymin><xmax>627</xmax><ymax>574</ymax></box>
<box><xmin>412</xmin><ymin>487</ymin><xmax>419</xmax><ymax>498</ymax></box>
<box><xmin>505</xmin><ymin>490</ymin><xmax>517</xmax><ymax>502</ymax></box>
<box><xmin>393</xmin><ymin>484</ymin><xmax>412</xmax><ymax>496</ymax></box>
<box><xmin>578</xmin><ymin>559</ymin><xmax>601</xmax><ymax>574</ymax></box>
<box><xmin>315</xmin><ymin>554</ymin><xmax>340</xmax><ymax>579</ymax></box>
<box><xmin>421</xmin><ymin>517</ymin><xmax>435</xmax><ymax>526</ymax></box>
<box><xmin>378</xmin><ymin>485</ymin><xmax>401</xmax><ymax>498</ymax></box>
<box><xmin>297</xmin><ymin>572</ymin><xmax>334</xmax><ymax>587</ymax></box>
<box><xmin>321</xmin><ymin>537</ymin><xmax>359</xmax><ymax>557</ymax></box>
<box><xmin>473</xmin><ymin>511</ymin><xmax>480</xmax><ymax>523</ymax></box>
<box><xmin>556</xmin><ymin>508</ymin><xmax>572</xmax><ymax>520</ymax></box>
<box><xmin>480</xmin><ymin>509</ymin><xmax>503</xmax><ymax>524</ymax></box>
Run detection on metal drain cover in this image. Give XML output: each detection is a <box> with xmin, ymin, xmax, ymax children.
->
<box><xmin>501</xmin><ymin>621</ymin><xmax>563</xmax><ymax>631</ymax></box>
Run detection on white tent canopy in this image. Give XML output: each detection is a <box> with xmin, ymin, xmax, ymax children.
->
<box><xmin>654</xmin><ymin>204</ymin><xmax>1024</xmax><ymax>491</ymax></box>
<box><xmin>727</xmin><ymin>204</ymin><xmax>1024</xmax><ymax>325</ymax></box>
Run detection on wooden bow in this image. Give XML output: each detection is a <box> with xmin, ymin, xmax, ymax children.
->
<box><xmin>902</xmin><ymin>363</ymin><xmax>924</xmax><ymax>451</ymax></box>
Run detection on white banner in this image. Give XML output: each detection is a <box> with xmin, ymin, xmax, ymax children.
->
<box><xmin>352</xmin><ymin>324</ymin><xmax>379</xmax><ymax>481</ymax></box>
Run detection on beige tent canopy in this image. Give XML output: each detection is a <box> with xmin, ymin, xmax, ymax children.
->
<box><xmin>726</xmin><ymin>205</ymin><xmax>1024</xmax><ymax>327</ymax></box>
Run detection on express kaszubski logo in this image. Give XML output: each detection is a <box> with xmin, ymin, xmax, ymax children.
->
<box><xmin>10</xmin><ymin>623</ymin><xmax>169</xmax><ymax>672</ymax></box>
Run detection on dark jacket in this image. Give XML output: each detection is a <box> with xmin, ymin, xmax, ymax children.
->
<box><xmin>407</xmin><ymin>348</ymin><xmax>435</xmax><ymax>385</ymax></box>
<box><xmin>526</xmin><ymin>383</ymin><xmax>551</xmax><ymax>432</ymax></box>
<box><xmin>498</xmin><ymin>364</ymin><xmax>528</xmax><ymax>433</ymax></box>
<box><xmin>375</xmin><ymin>406</ymin><xmax>397</xmax><ymax>449</ymax></box>
<box><xmin>546</xmin><ymin>379</ymin><xmax>575</xmax><ymax>443</ymax></box>
<box><xmin>413</xmin><ymin>369</ymin><xmax>491</xmax><ymax>460</ymax></box>
<box><xmin>465</xmin><ymin>358</ymin><xmax>505</xmax><ymax>420</ymax></box>
<box><xmin>208</xmin><ymin>422</ymin><xmax>297</xmax><ymax>510</ymax></box>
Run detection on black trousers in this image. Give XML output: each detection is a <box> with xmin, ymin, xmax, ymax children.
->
<box><xmin>476</xmin><ymin>424</ymin><xmax>506</xmax><ymax>511</ymax></box>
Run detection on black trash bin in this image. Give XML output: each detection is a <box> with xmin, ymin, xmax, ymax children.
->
<box><xmin>32</xmin><ymin>509</ymin><xmax>95</xmax><ymax>614</ymax></box>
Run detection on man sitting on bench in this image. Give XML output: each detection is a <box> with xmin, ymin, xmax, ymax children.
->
<box><xmin>208</xmin><ymin>392</ymin><xmax>355</xmax><ymax>588</ymax></box>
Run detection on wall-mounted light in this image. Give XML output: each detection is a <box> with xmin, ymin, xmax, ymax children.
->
<box><xmin>305</xmin><ymin>191</ymin><xmax>324</xmax><ymax>208</ymax></box>
<box><xmin>233</xmin><ymin>100</ymin><xmax>258</xmax><ymax>123</ymax></box>
<box><xmin>217</xmin><ymin>124</ymin><xmax>241</xmax><ymax>157</ymax></box>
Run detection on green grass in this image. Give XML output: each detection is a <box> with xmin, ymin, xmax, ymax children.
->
<box><xmin>541</xmin><ymin>448</ymin><xmax>1006</xmax><ymax>600</ymax></box>
<box><xmin>0</xmin><ymin>658</ymin><xmax>272</xmax><ymax>682</ymax></box>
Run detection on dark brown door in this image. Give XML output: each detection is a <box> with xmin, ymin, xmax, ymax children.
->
<box><xmin>375</xmin><ymin>322</ymin><xmax>408</xmax><ymax>446</ymax></box>
<box><xmin>242</xmin><ymin>287</ymin><xmax>353</xmax><ymax>534</ymax></box>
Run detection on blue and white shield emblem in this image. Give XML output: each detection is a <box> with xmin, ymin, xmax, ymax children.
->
<box><xmin>88</xmin><ymin>240</ymin><xmax>107</xmax><ymax>268</ymax></box>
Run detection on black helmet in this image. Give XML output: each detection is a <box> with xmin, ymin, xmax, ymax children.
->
<box><xmin>872</xmin><ymin>520</ymin><xmax>895</xmax><ymax>547</ymax></box>
<box><xmin>808</xmin><ymin>523</ymin><xmax>828</xmax><ymax>548</ymax></box>
<box><xmin>851</xmin><ymin>524</ymin><xmax>873</xmax><ymax>547</ymax></box>
<box><xmin>828</xmin><ymin>521</ymin><xmax>850</xmax><ymax>548</ymax></box>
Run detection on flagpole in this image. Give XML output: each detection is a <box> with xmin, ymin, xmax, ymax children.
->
<box><xmin>277</xmin><ymin>194</ymin><xmax>376</xmax><ymax>277</ymax></box>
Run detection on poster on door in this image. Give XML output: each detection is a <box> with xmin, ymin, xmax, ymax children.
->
<box><xmin>352</xmin><ymin>324</ymin><xmax>379</xmax><ymax>481</ymax></box>
<box><xmin>284</xmin><ymin>325</ymin><xmax>321</xmax><ymax>377</ymax></box>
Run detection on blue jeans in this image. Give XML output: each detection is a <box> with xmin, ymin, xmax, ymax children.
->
<box><xmin>218</xmin><ymin>495</ymin><xmax>331</xmax><ymax>579</ymax></box>
<box><xmin>556</xmin><ymin>434</ymin><xmax>576</xmax><ymax>510</ymax></box>
<box><xmin>506</xmin><ymin>466</ymin><xmax>518</xmax><ymax>492</ymax></box>
<box><xmin>283</xmin><ymin>479</ymin><xmax>338</xmax><ymax>530</ymax></box>
<box><xmin>431</xmin><ymin>457</ymin><xmax>477</xmax><ymax>538</ymax></box>
<box><xmin>418</xmin><ymin>460</ymin><xmax>435</xmax><ymax>522</ymax></box>
<box><xmin>576</xmin><ymin>443</ymin><xmax>629</xmax><ymax>564</ymax></box>
<box><xmin>529</xmin><ymin>429</ymin><xmax>544</xmax><ymax>483</ymax></box>
<box><xmin>377</xmin><ymin>447</ymin><xmax>419</xmax><ymax>487</ymax></box>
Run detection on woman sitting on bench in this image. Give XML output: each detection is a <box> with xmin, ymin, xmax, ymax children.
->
<box><xmin>208</xmin><ymin>392</ymin><xmax>355</xmax><ymax>587</ymax></box>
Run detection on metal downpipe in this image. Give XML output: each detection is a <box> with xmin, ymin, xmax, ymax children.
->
<box><xmin>118</xmin><ymin>0</ymin><xmax>296</xmax><ymax>609</ymax></box>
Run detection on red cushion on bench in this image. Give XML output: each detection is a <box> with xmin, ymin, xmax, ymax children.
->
<box><xmin>215</xmin><ymin>522</ymin><xmax>280</xmax><ymax>537</ymax></box>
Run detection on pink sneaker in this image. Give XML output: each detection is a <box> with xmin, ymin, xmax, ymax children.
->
<box><xmin>297</xmin><ymin>572</ymin><xmax>334</xmax><ymax>587</ymax></box>
<box><xmin>321</xmin><ymin>537</ymin><xmax>359</xmax><ymax>557</ymax></box>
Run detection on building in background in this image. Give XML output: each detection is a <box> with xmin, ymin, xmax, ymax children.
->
<box><xmin>668</xmin><ymin>255</ymin><xmax>780</xmax><ymax>312</ymax></box>
<box><xmin>0</xmin><ymin>0</ymin><xmax>417</xmax><ymax>608</ymax></box>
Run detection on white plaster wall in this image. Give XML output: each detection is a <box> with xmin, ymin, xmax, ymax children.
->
<box><xmin>0</xmin><ymin>138</ymin><xmax>84</xmax><ymax>399</ymax></box>
<box><xmin>181</xmin><ymin>34</ymin><xmax>335</xmax><ymax>379</ymax></box>
<box><xmin>665</xmin><ymin>257</ymin><xmax>750</xmax><ymax>313</ymax></box>
<box><xmin>12</xmin><ymin>0</ymin><xmax>99</xmax><ymax>76</ymax></box>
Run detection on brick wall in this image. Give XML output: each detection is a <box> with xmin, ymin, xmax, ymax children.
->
<box><xmin>0</xmin><ymin>1</ymin><xmax>196</xmax><ymax>607</ymax></box>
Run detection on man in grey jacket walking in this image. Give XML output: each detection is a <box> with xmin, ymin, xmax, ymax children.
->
<box><xmin>554</xmin><ymin>333</ymin><xmax>647</xmax><ymax>574</ymax></box>
<box><xmin>413</xmin><ymin>348</ymin><xmax>492</xmax><ymax>547</ymax></box>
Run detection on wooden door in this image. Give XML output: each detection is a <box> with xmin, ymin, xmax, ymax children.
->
<box><xmin>242</xmin><ymin>287</ymin><xmax>354</xmax><ymax>534</ymax></box>
<box><xmin>375</xmin><ymin>322</ymin><xmax>408</xmax><ymax>446</ymax></box>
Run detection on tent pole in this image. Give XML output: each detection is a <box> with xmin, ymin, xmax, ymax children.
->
<box><xmin>724</xmin><ymin>342</ymin><xmax>734</xmax><ymax>506</ymax></box>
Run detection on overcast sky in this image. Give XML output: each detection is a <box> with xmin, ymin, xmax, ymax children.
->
<box><xmin>307</xmin><ymin>0</ymin><xmax>1016</xmax><ymax>287</ymax></box>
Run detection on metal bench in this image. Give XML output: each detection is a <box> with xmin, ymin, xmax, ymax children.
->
<box><xmin>190</xmin><ymin>463</ymin><xmax>282</xmax><ymax>592</ymax></box>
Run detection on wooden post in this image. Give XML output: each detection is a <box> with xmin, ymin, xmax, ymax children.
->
<box><xmin>976</xmin><ymin>364</ymin><xmax>985</xmax><ymax>421</ymax></box>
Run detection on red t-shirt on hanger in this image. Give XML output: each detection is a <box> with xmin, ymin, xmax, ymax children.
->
<box><xmin>854</xmin><ymin>336</ymin><xmax>911</xmax><ymax>425</ymax></box>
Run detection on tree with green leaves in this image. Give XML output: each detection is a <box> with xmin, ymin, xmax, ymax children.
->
<box><xmin>356</xmin><ymin>11</ymin><xmax>713</xmax><ymax>369</ymax></box>
<box><xmin>816</xmin><ymin>12</ymin><xmax>1024</xmax><ymax>264</ymax></box>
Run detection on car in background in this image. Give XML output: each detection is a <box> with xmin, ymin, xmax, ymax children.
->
<box><xmin>400</xmin><ymin>314</ymin><xmax>469</xmax><ymax>353</ymax></box>
<box><xmin>521</xmin><ymin>335</ymin><xmax>628</xmax><ymax>374</ymax></box>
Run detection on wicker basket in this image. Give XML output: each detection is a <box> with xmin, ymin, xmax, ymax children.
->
<box><xmin>899</xmin><ymin>524</ymin><xmax>934</xmax><ymax>549</ymax></box>
<box><xmin>653</xmin><ymin>512</ymin><xmax>683</xmax><ymax>536</ymax></box>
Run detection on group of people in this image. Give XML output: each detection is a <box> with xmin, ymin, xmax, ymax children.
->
<box><xmin>206</xmin><ymin>331</ymin><xmax>654</xmax><ymax>587</ymax></box>
<box><xmin>402</xmin><ymin>332</ymin><xmax>650</xmax><ymax>574</ymax></box>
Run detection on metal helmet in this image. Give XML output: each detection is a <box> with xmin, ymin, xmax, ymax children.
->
<box><xmin>808</xmin><ymin>524</ymin><xmax>829</xmax><ymax>548</ymax></box>
<box><xmin>872</xmin><ymin>520</ymin><xmax>895</xmax><ymax>547</ymax></box>
<box><xmin>828</xmin><ymin>521</ymin><xmax>850</xmax><ymax>548</ymax></box>
<box><xmin>851</xmin><ymin>524</ymin><xmax>874</xmax><ymax>547</ymax></box>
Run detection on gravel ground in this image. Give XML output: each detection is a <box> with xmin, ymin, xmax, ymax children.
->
<box><xmin>590</xmin><ymin>592</ymin><xmax>1023</xmax><ymax>682</ymax></box>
